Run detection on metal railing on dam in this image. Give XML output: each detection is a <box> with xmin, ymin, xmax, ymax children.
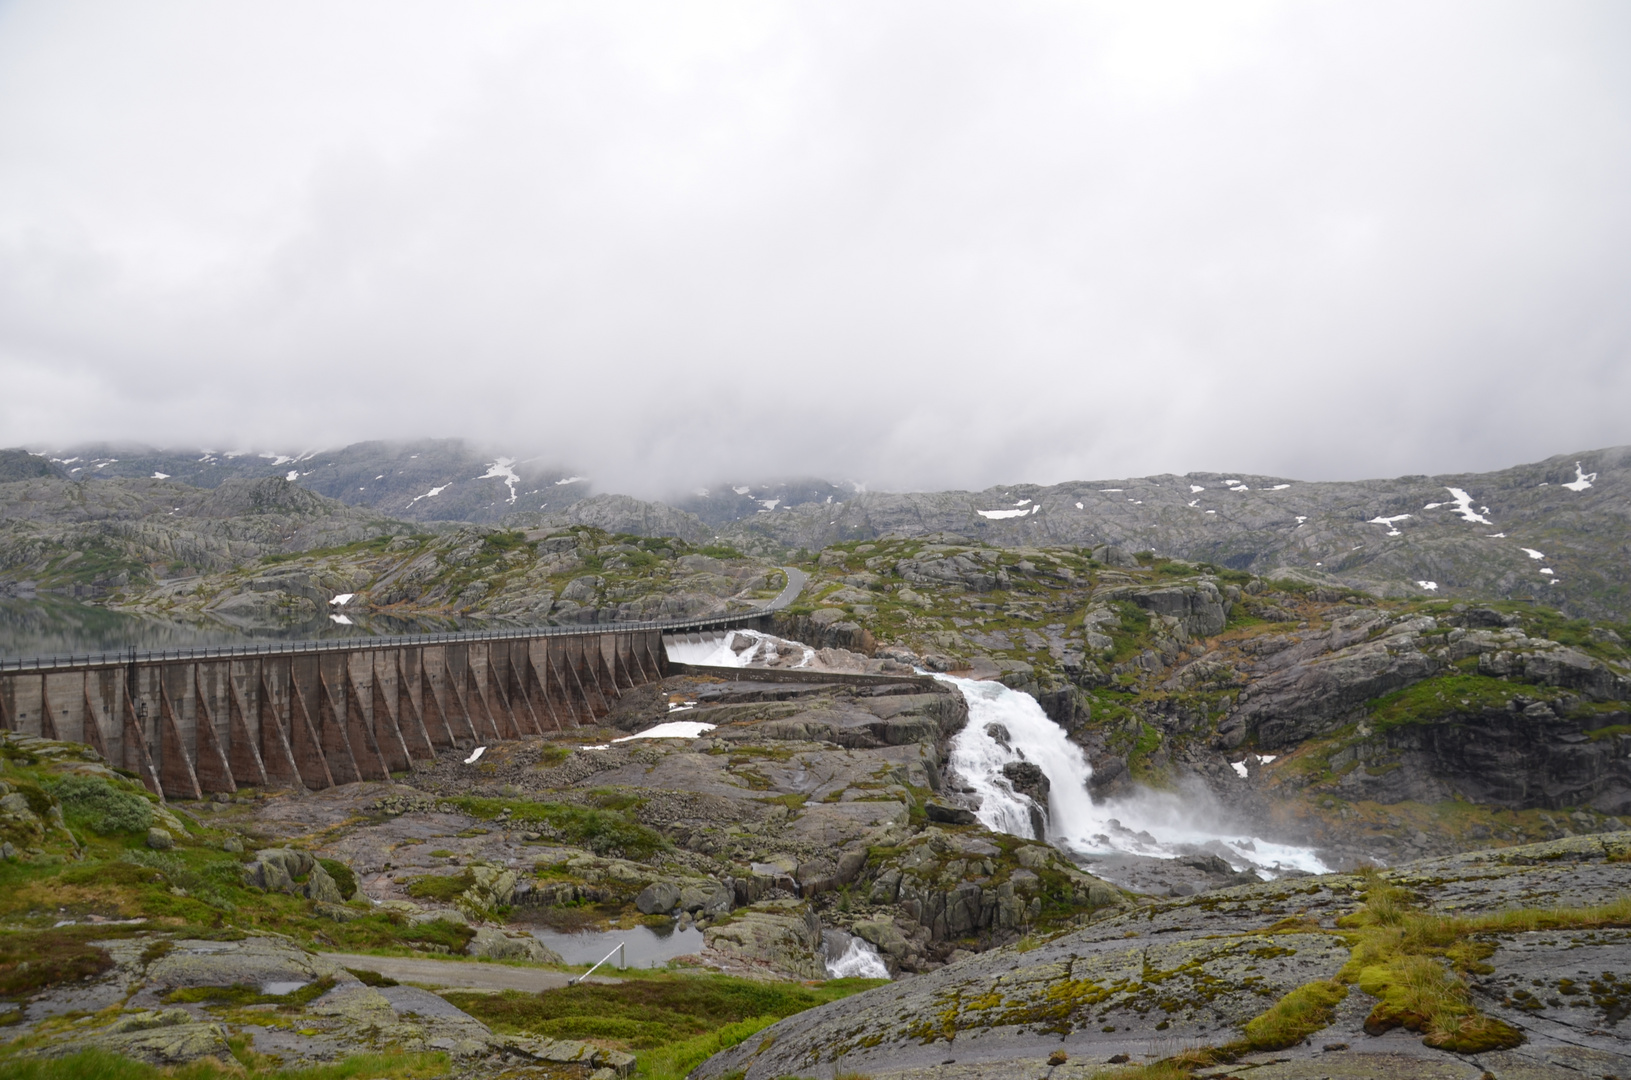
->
<box><xmin>0</xmin><ymin>568</ymin><xmax>810</xmax><ymax>802</ymax></box>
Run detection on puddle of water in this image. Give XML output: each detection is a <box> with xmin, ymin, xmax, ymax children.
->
<box><xmin>521</xmin><ymin>922</ymin><xmax>705</xmax><ymax>968</ymax></box>
<box><xmin>261</xmin><ymin>980</ymin><xmax>309</xmax><ymax>995</ymax></box>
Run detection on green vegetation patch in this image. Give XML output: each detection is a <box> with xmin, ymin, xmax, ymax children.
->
<box><xmin>317</xmin><ymin>858</ymin><xmax>357</xmax><ymax>901</ymax></box>
<box><xmin>49</xmin><ymin>776</ymin><xmax>154</xmax><ymax>836</ymax></box>
<box><xmin>404</xmin><ymin>869</ymin><xmax>474</xmax><ymax>903</ymax></box>
<box><xmin>0</xmin><ymin>927</ymin><xmax>117</xmax><ymax>1001</ymax></box>
<box><xmin>1368</xmin><ymin>673</ymin><xmax>1550</xmax><ymax>729</ymax></box>
<box><xmin>446</xmin><ymin>796</ymin><xmax>665</xmax><ymax>859</ymax></box>
<box><xmin>166</xmin><ymin>976</ymin><xmax>336</xmax><ymax>1008</ymax></box>
<box><xmin>0</xmin><ymin>1047</ymin><xmax>451</xmax><ymax>1080</ymax></box>
<box><xmin>445</xmin><ymin>971</ymin><xmax>884</xmax><ymax>1079</ymax></box>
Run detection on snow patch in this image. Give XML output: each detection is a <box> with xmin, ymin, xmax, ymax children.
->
<box><xmin>464</xmin><ymin>746</ymin><xmax>486</xmax><ymax>764</ymax></box>
<box><xmin>329</xmin><ymin>593</ymin><xmax>355</xmax><ymax>606</ymax></box>
<box><xmin>1444</xmin><ymin>488</ymin><xmax>1492</xmax><ymax>524</ymax></box>
<box><xmin>151</xmin><ymin>472</ymin><xmax>170</xmax><ymax>480</ymax></box>
<box><xmin>613</xmin><ymin>721</ymin><xmax>717</xmax><ymax>742</ymax></box>
<box><xmin>1368</xmin><ymin>514</ymin><xmax>1410</xmax><ymax>536</ymax></box>
<box><xmin>1416</xmin><ymin>581</ymin><xmax>1439</xmax><ymax>591</ymax></box>
<box><xmin>555</xmin><ymin>476</ymin><xmax>587</xmax><ymax>486</ymax></box>
<box><xmin>285</xmin><ymin>471</ymin><xmax>300</xmax><ymax>482</ymax></box>
<box><xmin>1422</xmin><ymin>502</ymin><xmax>1443</xmax><ymax>510</ymax></box>
<box><xmin>1190</xmin><ymin>485</ymin><xmax>1205</xmax><ymax>493</ymax></box>
<box><xmin>732</xmin><ymin>485</ymin><xmax>752</xmax><ymax>495</ymax></box>
<box><xmin>1075</xmin><ymin>502</ymin><xmax>1083</xmax><ymax>509</ymax></box>
<box><xmin>978</xmin><ymin>506</ymin><xmax>1041</xmax><ymax>519</ymax></box>
<box><xmin>1539</xmin><ymin>568</ymin><xmax>1554</xmax><ymax>576</ymax></box>
<box><xmin>1564</xmin><ymin>462</ymin><xmax>1597</xmax><ymax>492</ymax></box>
<box><xmin>1521</xmin><ymin>548</ymin><xmax>1545</xmax><ymax>560</ymax></box>
<box><xmin>408</xmin><ymin>484</ymin><xmax>449</xmax><ymax>506</ymax></box>
<box><xmin>759</xmin><ymin>499</ymin><xmax>780</xmax><ymax>511</ymax></box>
<box><xmin>1271</xmin><ymin>484</ymin><xmax>1290</xmax><ymax>490</ymax></box>
<box><xmin>1231</xmin><ymin>761</ymin><xmax>1249</xmax><ymax>779</ymax></box>
<box><xmin>479</xmin><ymin>459</ymin><xmax>521</xmax><ymax>504</ymax></box>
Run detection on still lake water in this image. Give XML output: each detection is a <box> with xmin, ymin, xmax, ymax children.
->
<box><xmin>522</xmin><ymin>922</ymin><xmax>707</xmax><ymax>968</ymax></box>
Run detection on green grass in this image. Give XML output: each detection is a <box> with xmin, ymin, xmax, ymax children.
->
<box><xmin>0</xmin><ymin>1048</ymin><xmax>451</xmax><ymax>1080</ymax></box>
<box><xmin>444</xmin><ymin>971</ymin><xmax>885</xmax><ymax>1074</ymax></box>
<box><xmin>1368</xmin><ymin>672</ymin><xmax>1551</xmax><ymax>729</ymax></box>
<box><xmin>404</xmin><ymin>868</ymin><xmax>474</xmax><ymax>903</ymax></box>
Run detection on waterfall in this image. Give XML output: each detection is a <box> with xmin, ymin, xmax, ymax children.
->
<box><xmin>939</xmin><ymin>673</ymin><xmax>1327</xmax><ymax>876</ymax></box>
<box><xmin>822</xmin><ymin>930</ymin><xmax>891</xmax><ymax>979</ymax></box>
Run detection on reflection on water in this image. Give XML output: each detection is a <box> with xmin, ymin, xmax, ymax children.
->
<box><xmin>0</xmin><ymin>595</ymin><xmax>496</xmax><ymax>661</ymax></box>
<box><xmin>521</xmin><ymin>921</ymin><xmax>705</xmax><ymax>968</ymax></box>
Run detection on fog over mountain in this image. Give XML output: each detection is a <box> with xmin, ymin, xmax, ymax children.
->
<box><xmin>2</xmin><ymin>2</ymin><xmax>1629</xmax><ymax>493</ymax></box>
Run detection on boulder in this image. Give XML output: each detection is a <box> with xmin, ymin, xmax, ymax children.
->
<box><xmin>145</xmin><ymin>827</ymin><xmax>173</xmax><ymax>850</ymax></box>
<box><xmin>703</xmin><ymin>900</ymin><xmax>825</xmax><ymax>980</ymax></box>
<box><xmin>635</xmin><ymin>881</ymin><xmax>682</xmax><ymax>914</ymax></box>
<box><xmin>679</xmin><ymin>879</ymin><xmax>733</xmax><ymax>917</ymax></box>
<box><xmin>467</xmin><ymin>927</ymin><xmax>563</xmax><ymax>964</ymax></box>
<box><xmin>924</xmin><ymin>803</ymin><xmax>978</xmax><ymax>826</ymax></box>
<box><xmin>244</xmin><ymin>848</ymin><xmax>315</xmax><ymax>892</ymax></box>
<box><xmin>302</xmin><ymin>861</ymin><xmax>344</xmax><ymax>904</ymax></box>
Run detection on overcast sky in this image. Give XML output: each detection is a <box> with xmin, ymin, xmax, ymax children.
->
<box><xmin>1</xmin><ymin>1</ymin><xmax>1628</xmax><ymax>495</ymax></box>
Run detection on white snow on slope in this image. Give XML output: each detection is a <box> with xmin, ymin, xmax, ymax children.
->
<box><xmin>1521</xmin><ymin>548</ymin><xmax>1545</xmax><ymax>560</ymax></box>
<box><xmin>408</xmin><ymin>484</ymin><xmax>449</xmax><ymax>506</ymax></box>
<box><xmin>479</xmin><ymin>459</ymin><xmax>520</xmax><ymax>504</ymax></box>
<box><xmin>329</xmin><ymin>593</ymin><xmax>354</xmax><ymax>606</ymax></box>
<box><xmin>1271</xmin><ymin>484</ymin><xmax>1290</xmax><ymax>490</ymax></box>
<box><xmin>614</xmin><ymin>721</ymin><xmax>717</xmax><ymax>742</ymax></box>
<box><xmin>1190</xmin><ymin>485</ymin><xmax>1205</xmax><ymax>493</ymax></box>
<box><xmin>1564</xmin><ymin>462</ymin><xmax>1597</xmax><ymax>492</ymax></box>
<box><xmin>152</xmin><ymin>472</ymin><xmax>169</xmax><ymax>479</ymax></box>
<box><xmin>1368</xmin><ymin>514</ymin><xmax>1410</xmax><ymax>536</ymax></box>
<box><xmin>979</xmin><ymin>506</ymin><xmax>1041</xmax><ymax>519</ymax></box>
<box><xmin>1444</xmin><ymin>488</ymin><xmax>1492</xmax><ymax>524</ymax></box>
<box><xmin>556</xmin><ymin>476</ymin><xmax>587</xmax><ymax>486</ymax></box>
<box><xmin>1417</xmin><ymin>581</ymin><xmax>1439</xmax><ymax>591</ymax></box>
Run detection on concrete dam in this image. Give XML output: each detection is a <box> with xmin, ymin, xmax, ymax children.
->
<box><xmin>0</xmin><ymin>614</ymin><xmax>771</xmax><ymax>801</ymax></box>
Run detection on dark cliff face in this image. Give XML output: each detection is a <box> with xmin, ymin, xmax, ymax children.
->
<box><xmin>1338</xmin><ymin>704</ymin><xmax>1631</xmax><ymax>813</ymax></box>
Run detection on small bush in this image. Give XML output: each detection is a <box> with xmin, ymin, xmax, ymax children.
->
<box><xmin>0</xmin><ymin>928</ymin><xmax>115</xmax><ymax>1001</ymax></box>
<box><xmin>319</xmin><ymin>858</ymin><xmax>357</xmax><ymax>900</ymax></box>
<box><xmin>405</xmin><ymin>869</ymin><xmax>474</xmax><ymax>903</ymax></box>
<box><xmin>50</xmin><ymin>776</ymin><xmax>153</xmax><ymax>835</ymax></box>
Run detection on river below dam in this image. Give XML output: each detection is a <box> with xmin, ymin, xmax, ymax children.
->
<box><xmin>668</xmin><ymin>628</ymin><xmax>1328</xmax><ymax>887</ymax></box>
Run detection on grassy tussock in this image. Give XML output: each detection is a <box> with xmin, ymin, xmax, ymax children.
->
<box><xmin>1237</xmin><ymin>978</ymin><xmax>1347</xmax><ymax>1051</ymax></box>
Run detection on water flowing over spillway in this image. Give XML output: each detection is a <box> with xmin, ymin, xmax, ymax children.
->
<box><xmin>940</xmin><ymin>673</ymin><xmax>1327</xmax><ymax>876</ymax></box>
<box><xmin>663</xmin><ymin>628</ymin><xmax>811</xmax><ymax>668</ymax></box>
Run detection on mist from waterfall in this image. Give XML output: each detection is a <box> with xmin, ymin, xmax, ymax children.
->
<box><xmin>940</xmin><ymin>673</ymin><xmax>1327</xmax><ymax>876</ymax></box>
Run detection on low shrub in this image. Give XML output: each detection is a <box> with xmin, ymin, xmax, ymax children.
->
<box><xmin>50</xmin><ymin>776</ymin><xmax>153</xmax><ymax>835</ymax></box>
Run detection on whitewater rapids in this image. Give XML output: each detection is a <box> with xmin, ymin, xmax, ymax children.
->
<box><xmin>940</xmin><ymin>673</ymin><xmax>1327</xmax><ymax>877</ymax></box>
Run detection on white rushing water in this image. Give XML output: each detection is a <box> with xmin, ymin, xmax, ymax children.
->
<box><xmin>940</xmin><ymin>673</ymin><xmax>1327</xmax><ymax>876</ymax></box>
<box><xmin>664</xmin><ymin>629</ymin><xmax>812</xmax><ymax>668</ymax></box>
<box><xmin>823</xmin><ymin>931</ymin><xmax>891</xmax><ymax>979</ymax></box>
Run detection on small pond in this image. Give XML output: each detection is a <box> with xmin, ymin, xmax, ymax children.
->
<box><xmin>522</xmin><ymin>921</ymin><xmax>706</xmax><ymax>969</ymax></box>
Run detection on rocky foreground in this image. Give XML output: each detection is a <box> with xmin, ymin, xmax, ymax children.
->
<box><xmin>697</xmin><ymin>834</ymin><xmax>1631</xmax><ymax>1080</ymax></box>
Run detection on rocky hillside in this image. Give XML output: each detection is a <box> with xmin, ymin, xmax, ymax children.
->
<box><xmin>774</xmin><ymin>537</ymin><xmax>1631</xmax><ymax>866</ymax></box>
<box><xmin>107</xmin><ymin>525</ymin><xmax>785</xmax><ymax>632</ymax></box>
<box><xmin>720</xmin><ymin>443</ymin><xmax>1631</xmax><ymax>621</ymax></box>
<box><xmin>35</xmin><ymin>439</ymin><xmax>592</xmax><ymax>525</ymax></box>
<box><xmin>0</xmin><ymin>474</ymin><xmax>414</xmax><ymax>597</ymax></box>
<box><xmin>18</xmin><ymin>439</ymin><xmax>1631</xmax><ymax>618</ymax></box>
